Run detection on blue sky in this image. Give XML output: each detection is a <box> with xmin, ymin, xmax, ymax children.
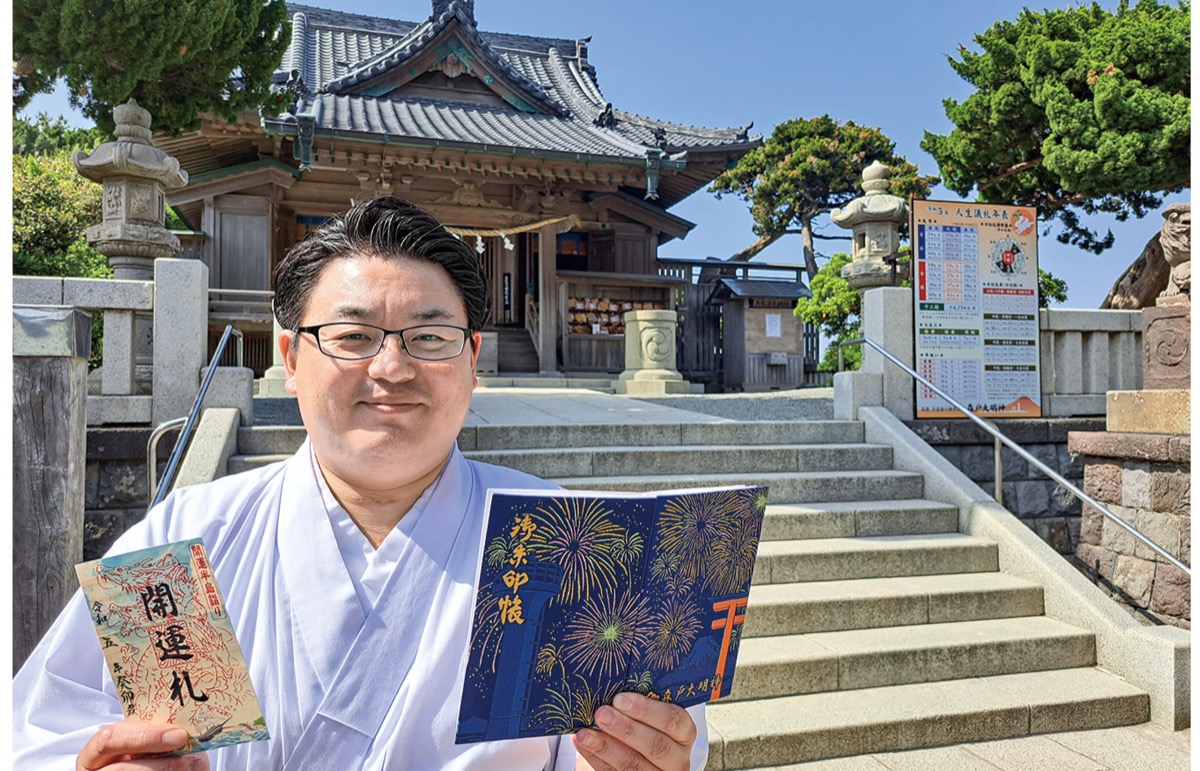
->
<box><xmin>20</xmin><ymin>0</ymin><xmax>1190</xmax><ymax>307</ymax></box>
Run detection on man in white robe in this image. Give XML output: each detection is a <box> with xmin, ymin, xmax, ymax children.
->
<box><xmin>14</xmin><ymin>197</ymin><xmax>706</xmax><ymax>770</ymax></box>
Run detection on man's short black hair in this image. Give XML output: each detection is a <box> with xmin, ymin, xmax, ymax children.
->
<box><xmin>273</xmin><ymin>196</ymin><xmax>488</xmax><ymax>331</ymax></box>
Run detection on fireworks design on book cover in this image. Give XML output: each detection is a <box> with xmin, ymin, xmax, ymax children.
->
<box><xmin>75</xmin><ymin>539</ymin><xmax>269</xmax><ymax>755</ymax></box>
<box><xmin>456</xmin><ymin>485</ymin><xmax>769</xmax><ymax>742</ymax></box>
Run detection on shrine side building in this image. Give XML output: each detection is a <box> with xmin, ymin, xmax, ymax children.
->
<box><xmin>154</xmin><ymin>0</ymin><xmax>763</xmax><ymax>377</ymax></box>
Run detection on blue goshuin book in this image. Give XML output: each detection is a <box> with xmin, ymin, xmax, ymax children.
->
<box><xmin>456</xmin><ymin>484</ymin><xmax>769</xmax><ymax>743</ymax></box>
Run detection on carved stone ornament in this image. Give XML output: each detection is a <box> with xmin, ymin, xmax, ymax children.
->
<box><xmin>1142</xmin><ymin>304</ymin><xmax>1190</xmax><ymax>390</ymax></box>
<box><xmin>640</xmin><ymin>327</ymin><xmax>673</xmax><ymax>365</ymax></box>
<box><xmin>1158</xmin><ymin>203</ymin><xmax>1190</xmax><ymax>304</ymax></box>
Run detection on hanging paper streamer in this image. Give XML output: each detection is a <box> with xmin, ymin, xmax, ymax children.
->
<box><xmin>502</xmin><ymin>233</ymin><xmax>514</xmax><ymax>252</ymax></box>
<box><xmin>475</xmin><ymin>236</ymin><xmax>485</xmax><ymax>255</ymax></box>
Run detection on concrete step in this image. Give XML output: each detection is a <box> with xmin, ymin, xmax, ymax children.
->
<box><xmin>462</xmin><ymin>420</ymin><xmax>865</xmax><ymax>451</ymax></box>
<box><xmin>704</xmin><ymin>667</ymin><xmax>1150</xmax><ymax>769</ymax></box>
<box><xmin>235</xmin><ymin>420</ymin><xmax>868</xmax><ymax>455</ymax></box>
<box><xmin>742</xmin><ymin>572</ymin><xmax>1044</xmax><ymax>637</ymax></box>
<box><xmin>761</xmin><ymin>499</ymin><xmax>960</xmax><ymax>541</ymax></box>
<box><xmin>754</xmin><ymin>534</ymin><xmax>997</xmax><ymax>584</ymax></box>
<box><xmin>726</xmin><ymin>616</ymin><xmax>1095</xmax><ymax>702</ymax></box>
<box><xmin>476</xmin><ymin>376</ymin><xmax>613</xmax><ymax>391</ymax></box>
<box><xmin>464</xmin><ymin>443</ymin><xmax>893</xmax><ymax>478</ymax></box>
<box><xmin>551</xmin><ymin>469</ymin><xmax>925</xmax><ymax>504</ymax></box>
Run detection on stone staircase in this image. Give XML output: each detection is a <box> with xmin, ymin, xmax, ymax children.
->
<box><xmin>227</xmin><ymin>418</ymin><xmax>1151</xmax><ymax>767</ymax></box>
<box><xmin>495</xmin><ymin>326</ymin><xmax>540</xmax><ymax>374</ymax></box>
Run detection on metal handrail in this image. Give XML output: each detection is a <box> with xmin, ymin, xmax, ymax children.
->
<box><xmin>148</xmin><ymin>325</ymin><xmax>244</xmax><ymax>508</ymax></box>
<box><xmin>839</xmin><ymin>336</ymin><xmax>1190</xmax><ymax>575</ymax></box>
<box><xmin>147</xmin><ymin>417</ymin><xmax>186</xmax><ymax>502</ymax></box>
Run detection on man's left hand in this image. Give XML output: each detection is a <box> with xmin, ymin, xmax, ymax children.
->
<box><xmin>573</xmin><ymin>693</ymin><xmax>696</xmax><ymax>771</ymax></box>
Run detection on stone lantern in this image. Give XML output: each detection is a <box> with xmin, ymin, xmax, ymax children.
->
<box><xmin>831</xmin><ymin>161</ymin><xmax>909</xmax><ymax>292</ymax></box>
<box><xmin>73</xmin><ymin>99</ymin><xmax>189</xmax><ymax>281</ymax></box>
<box><xmin>74</xmin><ymin>100</ymin><xmax>189</xmax><ymax>375</ymax></box>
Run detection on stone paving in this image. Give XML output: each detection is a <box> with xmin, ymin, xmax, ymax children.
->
<box><xmin>776</xmin><ymin>723</ymin><xmax>1190</xmax><ymax>770</ymax></box>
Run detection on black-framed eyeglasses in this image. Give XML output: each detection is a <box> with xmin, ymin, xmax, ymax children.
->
<box><xmin>296</xmin><ymin>322</ymin><xmax>472</xmax><ymax>361</ymax></box>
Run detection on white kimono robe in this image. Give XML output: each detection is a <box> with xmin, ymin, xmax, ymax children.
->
<box><xmin>13</xmin><ymin>442</ymin><xmax>708</xmax><ymax>770</ymax></box>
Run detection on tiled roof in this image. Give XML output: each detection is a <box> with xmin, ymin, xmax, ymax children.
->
<box><xmin>716</xmin><ymin>278</ymin><xmax>812</xmax><ymax>300</ymax></box>
<box><xmin>275</xmin><ymin>92</ymin><xmax>665</xmax><ymax>162</ymax></box>
<box><xmin>273</xmin><ymin>2</ymin><xmax>759</xmax><ymax>164</ymax></box>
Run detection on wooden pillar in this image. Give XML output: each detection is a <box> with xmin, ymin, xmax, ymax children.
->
<box><xmin>13</xmin><ymin>306</ymin><xmax>91</xmax><ymax>672</ymax></box>
<box><xmin>537</xmin><ymin>224</ymin><xmax>557</xmax><ymax>374</ymax></box>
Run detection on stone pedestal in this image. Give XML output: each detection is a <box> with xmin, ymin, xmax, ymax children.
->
<box><xmin>1142</xmin><ymin>301</ymin><xmax>1189</xmax><ymax>390</ymax></box>
<box><xmin>613</xmin><ymin>310</ymin><xmax>690</xmax><ymax>395</ymax></box>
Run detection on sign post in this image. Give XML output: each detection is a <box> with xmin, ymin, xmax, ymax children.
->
<box><xmin>912</xmin><ymin>200</ymin><xmax>1041</xmax><ymax>419</ymax></box>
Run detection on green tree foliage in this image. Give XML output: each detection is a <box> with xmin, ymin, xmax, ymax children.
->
<box><xmin>13</xmin><ymin>113</ymin><xmax>109</xmax><ymax>155</ymax></box>
<box><xmin>14</xmin><ymin>150</ymin><xmax>112</xmax><ymax>366</ymax></box>
<box><xmin>710</xmin><ymin>115</ymin><xmax>938</xmax><ymax>280</ymax></box>
<box><xmin>793</xmin><ymin>254</ymin><xmax>862</xmax><ymax>372</ymax></box>
<box><xmin>14</xmin><ymin>0</ymin><xmax>291</xmax><ymax>135</ymax></box>
<box><xmin>922</xmin><ymin>0</ymin><xmax>1190</xmax><ymax>254</ymax></box>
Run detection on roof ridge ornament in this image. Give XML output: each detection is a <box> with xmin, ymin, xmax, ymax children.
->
<box><xmin>432</xmin><ymin>0</ymin><xmax>476</xmax><ymax>26</ymax></box>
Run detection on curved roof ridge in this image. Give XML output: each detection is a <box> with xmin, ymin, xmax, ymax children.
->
<box><xmin>320</xmin><ymin>18</ymin><xmax>436</xmax><ymax>92</ymax></box>
<box><xmin>614</xmin><ymin>108</ymin><xmax>754</xmax><ymax>142</ymax></box>
<box><xmin>286</xmin><ymin>12</ymin><xmax>308</xmax><ymax>79</ymax></box>
<box><xmin>569</xmin><ymin>58</ymin><xmax>607</xmax><ymax>106</ymax></box>
<box><xmin>545</xmin><ymin>47</ymin><xmax>606</xmax><ymax>122</ymax></box>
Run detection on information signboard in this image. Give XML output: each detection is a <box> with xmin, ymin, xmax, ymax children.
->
<box><xmin>912</xmin><ymin>200</ymin><xmax>1041</xmax><ymax>419</ymax></box>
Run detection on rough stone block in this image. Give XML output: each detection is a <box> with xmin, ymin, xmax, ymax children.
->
<box><xmin>1167</xmin><ymin>436</ymin><xmax>1191</xmax><ymax>464</ymax></box>
<box><xmin>84</xmin><ymin>509</ymin><xmax>134</xmax><ymax>561</ymax></box>
<box><xmin>14</xmin><ymin>276</ymin><xmax>65</xmax><ymax>305</ymax></box>
<box><xmin>1132</xmin><ymin>510</ymin><xmax>1182</xmax><ymax>563</ymax></box>
<box><xmin>98</xmin><ymin>460</ymin><xmax>148</xmax><ymax>509</ymax></box>
<box><xmin>1181</xmin><ymin>521</ymin><xmax>1190</xmax><ymax>565</ymax></box>
<box><xmin>1107</xmin><ymin>390</ymin><xmax>1191</xmax><ymax>435</ymax></box>
<box><xmin>198</xmin><ymin>366</ymin><xmax>254</xmax><ymax>426</ymax></box>
<box><xmin>63</xmin><ymin>278</ymin><xmax>154</xmax><ymax>310</ymax></box>
<box><xmin>1149</xmin><ymin>470</ymin><xmax>1190</xmax><ymax>516</ymax></box>
<box><xmin>1100</xmin><ymin>505</ymin><xmax>1137</xmax><ymax>556</ymax></box>
<box><xmin>1151</xmin><ymin>564</ymin><xmax>1191</xmax><ymax>619</ymax></box>
<box><xmin>86</xmin><ymin>395</ymin><xmax>153</xmax><ymax>426</ymax></box>
<box><xmin>1013</xmin><ymin>480</ymin><xmax>1052</xmax><ymax>517</ymax></box>
<box><xmin>1112</xmin><ymin>555</ymin><xmax>1155</xmax><ymax>608</ymax></box>
<box><xmin>960</xmin><ymin>444</ymin><xmax>995</xmax><ymax>482</ymax></box>
<box><xmin>1035</xmin><ymin>517</ymin><xmax>1072</xmax><ymax>554</ymax></box>
<box><xmin>1050</xmin><ymin>483</ymin><xmax>1080</xmax><ymax>516</ymax></box>
<box><xmin>1041</xmin><ymin>308</ymin><xmax>1139</xmax><ymax>332</ymax></box>
<box><xmin>1120</xmin><ymin>464</ymin><xmax>1151</xmax><ymax>509</ymax></box>
<box><xmin>1076</xmin><ymin>543</ymin><xmax>1117</xmax><ymax>586</ymax></box>
<box><xmin>998</xmin><ymin>446</ymin><xmax>1029</xmax><ymax>480</ymax></box>
<box><xmin>85</xmin><ymin>462</ymin><xmax>100</xmax><ymax>509</ymax></box>
<box><xmin>1084</xmin><ymin>461</ymin><xmax>1122</xmax><ymax>505</ymax></box>
<box><xmin>1066</xmin><ymin>517</ymin><xmax>1081</xmax><ymax>550</ymax></box>
<box><xmin>1057</xmin><ymin>445</ymin><xmax>1084</xmax><ymax>478</ymax></box>
<box><xmin>935</xmin><ymin>446</ymin><xmax>962</xmax><ymax>469</ymax></box>
<box><xmin>1080</xmin><ymin>504</ymin><xmax>1105</xmax><ymax>546</ymax></box>
<box><xmin>1026</xmin><ymin>444</ymin><xmax>1059</xmax><ymax>479</ymax></box>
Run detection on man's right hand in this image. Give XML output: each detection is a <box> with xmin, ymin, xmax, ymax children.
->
<box><xmin>76</xmin><ymin>722</ymin><xmax>209</xmax><ymax>770</ymax></box>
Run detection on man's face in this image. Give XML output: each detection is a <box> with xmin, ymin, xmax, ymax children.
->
<box><xmin>280</xmin><ymin>254</ymin><xmax>480</xmax><ymax>496</ymax></box>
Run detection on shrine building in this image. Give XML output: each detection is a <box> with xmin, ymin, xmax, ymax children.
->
<box><xmin>154</xmin><ymin>0</ymin><xmax>762</xmax><ymax>376</ymax></box>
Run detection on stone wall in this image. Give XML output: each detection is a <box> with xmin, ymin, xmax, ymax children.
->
<box><xmin>84</xmin><ymin>427</ymin><xmax>167</xmax><ymax>560</ymax></box>
<box><xmin>904</xmin><ymin>418</ymin><xmax>1103</xmax><ymax>554</ymax></box>
<box><xmin>1070</xmin><ymin>431</ymin><xmax>1191</xmax><ymax>629</ymax></box>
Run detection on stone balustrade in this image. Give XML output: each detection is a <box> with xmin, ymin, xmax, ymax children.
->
<box><xmin>1039</xmin><ymin>309</ymin><xmax>1142</xmax><ymax>417</ymax></box>
<box><xmin>12</xmin><ymin>258</ymin><xmax>252</xmax><ymax>428</ymax></box>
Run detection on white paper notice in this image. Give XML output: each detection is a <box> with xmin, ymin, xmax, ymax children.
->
<box><xmin>765</xmin><ymin>314</ymin><xmax>782</xmax><ymax>338</ymax></box>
